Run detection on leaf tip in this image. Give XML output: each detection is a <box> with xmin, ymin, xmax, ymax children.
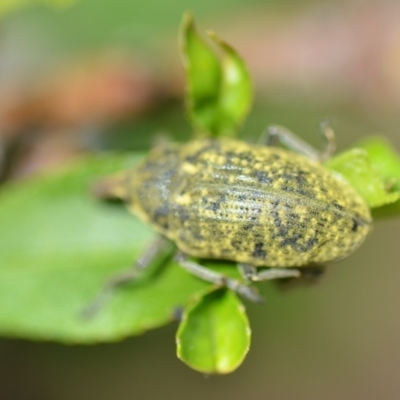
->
<box><xmin>207</xmin><ymin>30</ymin><xmax>228</xmax><ymax>50</ymax></box>
<box><xmin>180</xmin><ymin>11</ymin><xmax>198</xmax><ymax>44</ymax></box>
<box><xmin>182</xmin><ymin>11</ymin><xmax>194</xmax><ymax>29</ymax></box>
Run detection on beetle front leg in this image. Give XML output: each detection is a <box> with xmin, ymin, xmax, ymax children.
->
<box><xmin>82</xmin><ymin>236</ymin><xmax>171</xmax><ymax>317</ymax></box>
<box><xmin>175</xmin><ymin>252</ymin><xmax>263</xmax><ymax>303</ymax></box>
<box><xmin>238</xmin><ymin>263</ymin><xmax>301</xmax><ymax>282</ymax></box>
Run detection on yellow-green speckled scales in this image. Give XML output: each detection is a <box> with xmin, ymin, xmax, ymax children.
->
<box><xmin>106</xmin><ymin>138</ymin><xmax>371</xmax><ymax>267</ymax></box>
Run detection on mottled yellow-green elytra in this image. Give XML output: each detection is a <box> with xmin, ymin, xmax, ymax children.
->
<box><xmin>104</xmin><ymin>138</ymin><xmax>372</xmax><ymax>268</ymax></box>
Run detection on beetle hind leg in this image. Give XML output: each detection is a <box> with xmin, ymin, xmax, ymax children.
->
<box><xmin>275</xmin><ymin>265</ymin><xmax>326</xmax><ymax>290</ymax></box>
<box><xmin>238</xmin><ymin>263</ymin><xmax>326</xmax><ymax>291</ymax></box>
<box><xmin>238</xmin><ymin>263</ymin><xmax>302</xmax><ymax>282</ymax></box>
<box><xmin>174</xmin><ymin>252</ymin><xmax>263</xmax><ymax>303</ymax></box>
<box><xmin>260</xmin><ymin>120</ymin><xmax>336</xmax><ymax>162</ymax></box>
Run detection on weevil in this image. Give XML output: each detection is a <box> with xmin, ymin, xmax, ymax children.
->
<box><xmin>86</xmin><ymin>125</ymin><xmax>372</xmax><ymax>312</ymax></box>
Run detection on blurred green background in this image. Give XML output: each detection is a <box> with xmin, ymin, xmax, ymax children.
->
<box><xmin>1</xmin><ymin>0</ymin><xmax>400</xmax><ymax>399</ymax></box>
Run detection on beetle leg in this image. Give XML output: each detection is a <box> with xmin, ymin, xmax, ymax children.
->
<box><xmin>260</xmin><ymin>122</ymin><xmax>336</xmax><ymax>162</ymax></box>
<box><xmin>82</xmin><ymin>236</ymin><xmax>170</xmax><ymax>318</ymax></box>
<box><xmin>260</xmin><ymin>125</ymin><xmax>320</xmax><ymax>161</ymax></box>
<box><xmin>238</xmin><ymin>263</ymin><xmax>301</xmax><ymax>282</ymax></box>
<box><xmin>175</xmin><ymin>252</ymin><xmax>263</xmax><ymax>303</ymax></box>
<box><xmin>237</xmin><ymin>262</ymin><xmax>257</xmax><ymax>282</ymax></box>
<box><xmin>318</xmin><ymin>120</ymin><xmax>336</xmax><ymax>161</ymax></box>
<box><xmin>276</xmin><ymin>265</ymin><xmax>326</xmax><ymax>290</ymax></box>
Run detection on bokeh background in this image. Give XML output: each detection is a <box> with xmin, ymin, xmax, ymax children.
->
<box><xmin>1</xmin><ymin>0</ymin><xmax>400</xmax><ymax>399</ymax></box>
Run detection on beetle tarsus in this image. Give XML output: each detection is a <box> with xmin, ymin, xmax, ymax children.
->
<box><xmin>319</xmin><ymin>120</ymin><xmax>336</xmax><ymax>161</ymax></box>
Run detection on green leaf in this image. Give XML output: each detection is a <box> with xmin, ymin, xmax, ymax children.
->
<box><xmin>0</xmin><ymin>153</ymin><xmax>235</xmax><ymax>343</ymax></box>
<box><xmin>176</xmin><ymin>288</ymin><xmax>251</xmax><ymax>374</ymax></box>
<box><xmin>180</xmin><ymin>13</ymin><xmax>252</xmax><ymax>137</ymax></box>
<box><xmin>181</xmin><ymin>13</ymin><xmax>222</xmax><ymax>136</ymax></box>
<box><xmin>207</xmin><ymin>31</ymin><xmax>253</xmax><ymax>136</ymax></box>
<box><xmin>357</xmin><ymin>137</ymin><xmax>400</xmax><ymax>191</ymax></box>
<box><xmin>325</xmin><ymin>148</ymin><xmax>400</xmax><ymax>209</ymax></box>
<box><xmin>0</xmin><ymin>0</ymin><xmax>74</xmax><ymax>18</ymax></box>
<box><xmin>357</xmin><ymin>137</ymin><xmax>400</xmax><ymax>218</ymax></box>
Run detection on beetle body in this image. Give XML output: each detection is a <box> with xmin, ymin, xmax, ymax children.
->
<box><xmin>107</xmin><ymin>138</ymin><xmax>371</xmax><ymax>268</ymax></box>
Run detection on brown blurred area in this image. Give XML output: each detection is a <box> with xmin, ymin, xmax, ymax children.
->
<box><xmin>1</xmin><ymin>1</ymin><xmax>400</xmax><ymax>181</ymax></box>
<box><xmin>225</xmin><ymin>2</ymin><xmax>400</xmax><ymax>110</ymax></box>
<box><xmin>0</xmin><ymin>54</ymin><xmax>162</xmax><ymax>179</ymax></box>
